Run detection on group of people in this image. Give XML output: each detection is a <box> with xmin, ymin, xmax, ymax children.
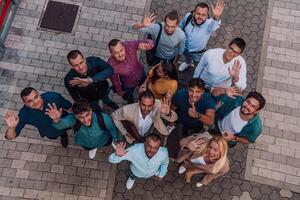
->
<box><xmin>4</xmin><ymin>0</ymin><xmax>266</xmax><ymax>191</ymax></box>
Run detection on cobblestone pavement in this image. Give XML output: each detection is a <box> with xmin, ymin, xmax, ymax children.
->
<box><xmin>0</xmin><ymin>0</ymin><xmax>147</xmax><ymax>199</ymax></box>
<box><xmin>113</xmin><ymin>0</ymin><xmax>300</xmax><ymax>199</ymax></box>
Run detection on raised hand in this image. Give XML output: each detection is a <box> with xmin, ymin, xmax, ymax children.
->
<box><xmin>187</xmin><ymin>138</ymin><xmax>206</xmax><ymax>151</ymax></box>
<box><xmin>188</xmin><ymin>102</ymin><xmax>198</xmax><ymax>118</ymax></box>
<box><xmin>45</xmin><ymin>103</ymin><xmax>62</xmax><ymax>123</ymax></box>
<box><xmin>211</xmin><ymin>0</ymin><xmax>225</xmax><ymax>20</ymax></box>
<box><xmin>69</xmin><ymin>77</ymin><xmax>92</xmax><ymax>87</ymax></box>
<box><xmin>4</xmin><ymin>112</ymin><xmax>19</xmax><ymax>128</ymax></box>
<box><xmin>229</xmin><ymin>60</ymin><xmax>241</xmax><ymax>83</ymax></box>
<box><xmin>160</xmin><ymin>97</ymin><xmax>171</xmax><ymax>115</ymax></box>
<box><xmin>143</xmin><ymin>12</ymin><xmax>156</xmax><ymax>27</ymax></box>
<box><xmin>225</xmin><ymin>86</ymin><xmax>242</xmax><ymax>99</ymax></box>
<box><xmin>138</xmin><ymin>42</ymin><xmax>153</xmax><ymax>51</ymax></box>
<box><xmin>115</xmin><ymin>142</ymin><xmax>127</xmax><ymax>157</ymax></box>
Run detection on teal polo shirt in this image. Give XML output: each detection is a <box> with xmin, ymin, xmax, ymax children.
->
<box><xmin>215</xmin><ymin>95</ymin><xmax>262</xmax><ymax>143</ymax></box>
<box><xmin>15</xmin><ymin>92</ymin><xmax>72</xmax><ymax>139</ymax></box>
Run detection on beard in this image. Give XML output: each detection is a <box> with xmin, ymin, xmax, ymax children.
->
<box><xmin>240</xmin><ymin>106</ymin><xmax>256</xmax><ymax>116</ymax></box>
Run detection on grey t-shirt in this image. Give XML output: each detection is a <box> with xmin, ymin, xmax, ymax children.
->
<box><xmin>140</xmin><ymin>23</ymin><xmax>186</xmax><ymax>60</ymax></box>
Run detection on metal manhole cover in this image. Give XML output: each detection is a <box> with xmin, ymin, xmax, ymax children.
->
<box><xmin>40</xmin><ymin>1</ymin><xmax>79</xmax><ymax>33</ymax></box>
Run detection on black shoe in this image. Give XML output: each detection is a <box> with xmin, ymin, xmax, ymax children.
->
<box><xmin>106</xmin><ymin>101</ymin><xmax>119</xmax><ymax>110</ymax></box>
<box><xmin>61</xmin><ymin>134</ymin><xmax>68</xmax><ymax>148</ymax></box>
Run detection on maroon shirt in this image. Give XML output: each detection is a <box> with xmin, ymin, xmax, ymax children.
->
<box><xmin>108</xmin><ymin>39</ymin><xmax>153</xmax><ymax>96</ymax></box>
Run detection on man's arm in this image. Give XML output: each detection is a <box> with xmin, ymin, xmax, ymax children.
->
<box><xmin>109</xmin><ymin>142</ymin><xmax>131</xmax><ymax>163</ymax></box>
<box><xmin>198</xmin><ymin>109</ymin><xmax>215</xmax><ymax>125</ymax></box>
<box><xmin>90</xmin><ymin>57</ymin><xmax>114</xmax><ymax>81</ymax></box>
<box><xmin>5</xmin><ymin>111</ymin><xmax>25</xmax><ymax>140</ymax></box>
<box><xmin>64</xmin><ymin>77</ymin><xmax>81</xmax><ymax>101</ymax></box>
<box><xmin>111</xmin><ymin>106</ymin><xmax>131</xmax><ymax>136</ymax></box>
<box><xmin>102</xmin><ymin>113</ymin><xmax>122</xmax><ymax>141</ymax></box>
<box><xmin>234</xmin><ymin>59</ymin><xmax>247</xmax><ymax>91</ymax></box>
<box><xmin>109</xmin><ymin>71</ymin><xmax>124</xmax><ymax>97</ymax></box>
<box><xmin>157</xmin><ymin>150</ymin><xmax>169</xmax><ymax>178</ymax></box>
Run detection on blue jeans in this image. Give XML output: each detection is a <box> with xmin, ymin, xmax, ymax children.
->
<box><xmin>89</xmin><ymin>86</ymin><xmax>112</xmax><ymax>111</ymax></box>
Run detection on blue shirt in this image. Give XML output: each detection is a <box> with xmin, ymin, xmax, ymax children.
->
<box><xmin>179</xmin><ymin>14</ymin><xmax>220</xmax><ymax>52</ymax></box>
<box><xmin>16</xmin><ymin>92</ymin><xmax>72</xmax><ymax>139</ymax></box>
<box><xmin>140</xmin><ymin>23</ymin><xmax>186</xmax><ymax>59</ymax></box>
<box><xmin>53</xmin><ymin>112</ymin><xmax>121</xmax><ymax>148</ymax></box>
<box><xmin>172</xmin><ymin>88</ymin><xmax>216</xmax><ymax>129</ymax></box>
<box><xmin>109</xmin><ymin>143</ymin><xmax>169</xmax><ymax>178</ymax></box>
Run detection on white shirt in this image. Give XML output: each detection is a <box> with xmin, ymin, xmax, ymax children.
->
<box><xmin>138</xmin><ymin>109</ymin><xmax>153</xmax><ymax>136</ymax></box>
<box><xmin>193</xmin><ymin>48</ymin><xmax>247</xmax><ymax>90</ymax></box>
<box><xmin>191</xmin><ymin>156</ymin><xmax>207</xmax><ymax>165</ymax></box>
<box><xmin>218</xmin><ymin>106</ymin><xmax>248</xmax><ymax>134</ymax></box>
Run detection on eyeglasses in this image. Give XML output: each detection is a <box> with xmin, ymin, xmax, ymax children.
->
<box><xmin>228</xmin><ymin>46</ymin><xmax>241</xmax><ymax>54</ymax></box>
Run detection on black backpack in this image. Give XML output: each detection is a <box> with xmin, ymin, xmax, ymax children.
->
<box><xmin>182</xmin><ymin>13</ymin><xmax>193</xmax><ymax>32</ymax></box>
<box><xmin>146</xmin><ymin>22</ymin><xmax>163</xmax><ymax>66</ymax></box>
<box><xmin>73</xmin><ymin>112</ymin><xmax>107</xmax><ymax>132</ymax></box>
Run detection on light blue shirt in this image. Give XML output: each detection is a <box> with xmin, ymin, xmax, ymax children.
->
<box><xmin>140</xmin><ymin>23</ymin><xmax>186</xmax><ymax>59</ymax></box>
<box><xmin>109</xmin><ymin>143</ymin><xmax>169</xmax><ymax>178</ymax></box>
<box><xmin>179</xmin><ymin>14</ymin><xmax>220</xmax><ymax>52</ymax></box>
<box><xmin>193</xmin><ymin>48</ymin><xmax>247</xmax><ymax>90</ymax></box>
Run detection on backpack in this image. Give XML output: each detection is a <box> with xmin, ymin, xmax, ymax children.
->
<box><xmin>146</xmin><ymin>22</ymin><xmax>163</xmax><ymax>66</ymax></box>
<box><xmin>73</xmin><ymin>112</ymin><xmax>107</xmax><ymax>132</ymax></box>
<box><xmin>182</xmin><ymin>12</ymin><xmax>193</xmax><ymax>32</ymax></box>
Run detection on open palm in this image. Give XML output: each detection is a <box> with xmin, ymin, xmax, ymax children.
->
<box><xmin>45</xmin><ymin>103</ymin><xmax>62</xmax><ymax>123</ymax></box>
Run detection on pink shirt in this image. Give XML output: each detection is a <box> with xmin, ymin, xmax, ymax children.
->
<box><xmin>108</xmin><ymin>39</ymin><xmax>153</xmax><ymax>96</ymax></box>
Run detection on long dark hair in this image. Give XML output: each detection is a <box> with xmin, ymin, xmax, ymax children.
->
<box><xmin>150</xmin><ymin>62</ymin><xmax>178</xmax><ymax>84</ymax></box>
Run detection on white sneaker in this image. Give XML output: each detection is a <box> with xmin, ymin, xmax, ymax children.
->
<box><xmin>178</xmin><ymin>165</ymin><xmax>186</xmax><ymax>174</ymax></box>
<box><xmin>88</xmin><ymin>148</ymin><xmax>97</xmax><ymax>159</ymax></box>
<box><xmin>126</xmin><ymin>177</ymin><xmax>135</xmax><ymax>190</ymax></box>
<box><xmin>196</xmin><ymin>182</ymin><xmax>203</xmax><ymax>187</ymax></box>
<box><xmin>178</xmin><ymin>62</ymin><xmax>189</xmax><ymax>71</ymax></box>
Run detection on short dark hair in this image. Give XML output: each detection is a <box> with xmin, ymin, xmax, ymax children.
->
<box><xmin>139</xmin><ymin>90</ymin><xmax>155</xmax><ymax>103</ymax></box>
<box><xmin>72</xmin><ymin>99</ymin><xmax>91</xmax><ymax>115</ymax></box>
<box><xmin>188</xmin><ymin>78</ymin><xmax>205</xmax><ymax>89</ymax></box>
<box><xmin>145</xmin><ymin>133</ymin><xmax>161</xmax><ymax>143</ymax></box>
<box><xmin>229</xmin><ymin>38</ymin><xmax>246</xmax><ymax>53</ymax></box>
<box><xmin>108</xmin><ymin>39</ymin><xmax>122</xmax><ymax>51</ymax></box>
<box><xmin>164</xmin><ymin>10</ymin><xmax>179</xmax><ymax>23</ymax></box>
<box><xmin>246</xmin><ymin>91</ymin><xmax>266</xmax><ymax>110</ymax></box>
<box><xmin>20</xmin><ymin>87</ymin><xmax>37</xmax><ymax>100</ymax></box>
<box><xmin>195</xmin><ymin>2</ymin><xmax>209</xmax><ymax>11</ymax></box>
<box><xmin>67</xmin><ymin>50</ymin><xmax>84</xmax><ymax>64</ymax></box>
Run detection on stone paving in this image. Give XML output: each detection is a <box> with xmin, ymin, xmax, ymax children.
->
<box><xmin>246</xmin><ymin>0</ymin><xmax>300</xmax><ymax>193</ymax></box>
<box><xmin>113</xmin><ymin>0</ymin><xmax>300</xmax><ymax>199</ymax></box>
<box><xmin>0</xmin><ymin>0</ymin><xmax>147</xmax><ymax>199</ymax></box>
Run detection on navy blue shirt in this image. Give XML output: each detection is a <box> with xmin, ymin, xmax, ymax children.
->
<box><xmin>16</xmin><ymin>92</ymin><xmax>72</xmax><ymax>139</ymax></box>
<box><xmin>172</xmin><ymin>88</ymin><xmax>216</xmax><ymax>129</ymax></box>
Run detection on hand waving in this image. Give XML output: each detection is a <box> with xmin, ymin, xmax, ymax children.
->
<box><xmin>229</xmin><ymin>60</ymin><xmax>241</xmax><ymax>83</ymax></box>
<box><xmin>143</xmin><ymin>12</ymin><xmax>156</xmax><ymax>27</ymax></box>
<box><xmin>211</xmin><ymin>0</ymin><xmax>225</xmax><ymax>20</ymax></box>
<box><xmin>160</xmin><ymin>97</ymin><xmax>171</xmax><ymax>115</ymax></box>
<box><xmin>138</xmin><ymin>43</ymin><xmax>153</xmax><ymax>51</ymax></box>
<box><xmin>225</xmin><ymin>86</ymin><xmax>242</xmax><ymax>99</ymax></box>
<box><xmin>115</xmin><ymin>142</ymin><xmax>128</xmax><ymax>157</ymax></box>
<box><xmin>45</xmin><ymin>103</ymin><xmax>62</xmax><ymax>123</ymax></box>
<box><xmin>187</xmin><ymin>138</ymin><xmax>206</xmax><ymax>151</ymax></box>
<box><xmin>4</xmin><ymin>112</ymin><xmax>19</xmax><ymax>128</ymax></box>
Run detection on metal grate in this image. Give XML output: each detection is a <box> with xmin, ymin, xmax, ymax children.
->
<box><xmin>40</xmin><ymin>0</ymin><xmax>79</xmax><ymax>33</ymax></box>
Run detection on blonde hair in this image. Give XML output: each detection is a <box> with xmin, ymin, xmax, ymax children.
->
<box><xmin>207</xmin><ymin>136</ymin><xmax>228</xmax><ymax>174</ymax></box>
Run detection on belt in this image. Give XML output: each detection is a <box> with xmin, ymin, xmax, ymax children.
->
<box><xmin>188</xmin><ymin>48</ymin><xmax>206</xmax><ymax>54</ymax></box>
